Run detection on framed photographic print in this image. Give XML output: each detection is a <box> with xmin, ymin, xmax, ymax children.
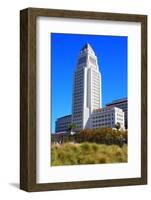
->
<box><xmin>20</xmin><ymin>8</ymin><xmax>147</xmax><ymax>191</ymax></box>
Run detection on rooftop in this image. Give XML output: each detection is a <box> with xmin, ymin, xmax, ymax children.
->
<box><xmin>93</xmin><ymin>106</ymin><xmax>123</xmax><ymax>113</ymax></box>
<box><xmin>56</xmin><ymin>114</ymin><xmax>72</xmax><ymax>121</ymax></box>
<box><xmin>106</xmin><ymin>98</ymin><xmax>127</xmax><ymax>105</ymax></box>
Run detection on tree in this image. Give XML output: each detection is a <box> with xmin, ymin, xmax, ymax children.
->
<box><xmin>115</xmin><ymin>122</ymin><xmax>121</xmax><ymax>131</ymax></box>
<box><xmin>67</xmin><ymin>123</ymin><xmax>76</xmax><ymax>135</ymax></box>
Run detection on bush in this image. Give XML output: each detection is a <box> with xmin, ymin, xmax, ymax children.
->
<box><xmin>75</xmin><ymin>128</ymin><xmax>128</xmax><ymax>146</ymax></box>
<box><xmin>51</xmin><ymin>128</ymin><xmax>128</xmax><ymax>147</ymax></box>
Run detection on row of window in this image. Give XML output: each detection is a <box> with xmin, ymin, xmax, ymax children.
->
<box><xmin>75</xmin><ymin>73</ymin><xmax>84</xmax><ymax>78</ymax></box>
<box><xmin>93</xmin><ymin>117</ymin><xmax>114</xmax><ymax>123</ymax></box>
<box><xmin>89</xmin><ymin>56</ymin><xmax>96</xmax><ymax>65</ymax></box>
<box><xmin>73</xmin><ymin>104</ymin><xmax>83</xmax><ymax>109</ymax></box>
<box><xmin>56</xmin><ymin>118</ymin><xmax>71</xmax><ymax>123</ymax></box>
<box><xmin>92</xmin><ymin>96</ymin><xmax>100</xmax><ymax>101</ymax></box>
<box><xmin>92</xmin><ymin>122</ymin><xmax>114</xmax><ymax>127</ymax></box>
<box><xmin>92</xmin><ymin>82</ymin><xmax>100</xmax><ymax>89</ymax></box>
<box><xmin>73</xmin><ymin>101</ymin><xmax>83</xmax><ymax>106</ymax></box>
<box><xmin>90</xmin><ymin>65</ymin><xmax>97</xmax><ymax>69</ymax></box>
<box><xmin>74</xmin><ymin>83</ymin><xmax>83</xmax><ymax>89</ymax></box>
<box><xmin>73</xmin><ymin>96</ymin><xmax>83</xmax><ymax>101</ymax></box>
<box><xmin>92</xmin><ymin>87</ymin><xmax>100</xmax><ymax>93</ymax></box>
<box><xmin>94</xmin><ymin>108</ymin><xmax>113</xmax><ymax>113</ymax></box>
<box><xmin>73</xmin><ymin>121</ymin><xmax>82</xmax><ymax>127</ymax></box>
<box><xmin>73</xmin><ymin>103</ymin><xmax>83</xmax><ymax>108</ymax></box>
<box><xmin>74</xmin><ymin>78</ymin><xmax>83</xmax><ymax>84</ymax></box>
<box><xmin>116</xmin><ymin>118</ymin><xmax>123</xmax><ymax>122</ymax></box>
<box><xmin>92</xmin><ymin>93</ymin><xmax>100</xmax><ymax>98</ymax></box>
<box><xmin>73</xmin><ymin>110</ymin><xmax>82</xmax><ymax>114</ymax></box>
<box><xmin>93</xmin><ymin>113</ymin><xmax>114</xmax><ymax>118</ymax></box>
<box><xmin>92</xmin><ymin>100</ymin><xmax>100</xmax><ymax>104</ymax></box>
<box><xmin>73</xmin><ymin>115</ymin><xmax>82</xmax><ymax>119</ymax></box>
<box><xmin>92</xmin><ymin>71</ymin><xmax>99</xmax><ymax>76</ymax></box>
<box><xmin>56</xmin><ymin>120</ymin><xmax>71</xmax><ymax>125</ymax></box>
<box><xmin>92</xmin><ymin>99</ymin><xmax>100</xmax><ymax>103</ymax></box>
<box><xmin>78</xmin><ymin>56</ymin><xmax>87</xmax><ymax>65</ymax></box>
<box><xmin>56</xmin><ymin>123</ymin><xmax>71</xmax><ymax>129</ymax></box>
<box><xmin>74</xmin><ymin>77</ymin><xmax>84</xmax><ymax>84</ymax></box>
<box><xmin>73</xmin><ymin>106</ymin><xmax>83</xmax><ymax>112</ymax></box>
<box><xmin>74</xmin><ymin>80</ymin><xmax>83</xmax><ymax>87</ymax></box>
<box><xmin>92</xmin><ymin>101</ymin><xmax>100</xmax><ymax>106</ymax></box>
<box><xmin>92</xmin><ymin>85</ymin><xmax>100</xmax><ymax>90</ymax></box>
<box><xmin>92</xmin><ymin>77</ymin><xmax>100</xmax><ymax>83</ymax></box>
<box><xmin>92</xmin><ymin>69</ymin><xmax>99</xmax><ymax>75</ymax></box>
<box><xmin>56</xmin><ymin>125</ymin><xmax>69</xmax><ymax>130</ymax></box>
<box><xmin>73</xmin><ymin>116</ymin><xmax>82</xmax><ymax>120</ymax></box>
<box><xmin>74</xmin><ymin>94</ymin><xmax>82</xmax><ymax>99</ymax></box>
<box><xmin>73</xmin><ymin>98</ymin><xmax>83</xmax><ymax>103</ymax></box>
<box><xmin>92</xmin><ymin>91</ymin><xmax>100</xmax><ymax>97</ymax></box>
<box><xmin>116</xmin><ymin>114</ymin><xmax>123</xmax><ymax>118</ymax></box>
<box><xmin>74</xmin><ymin>88</ymin><xmax>83</xmax><ymax>94</ymax></box>
<box><xmin>74</xmin><ymin>85</ymin><xmax>83</xmax><ymax>90</ymax></box>
<box><xmin>75</xmin><ymin>71</ymin><xmax>84</xmax><ymax>77</ymax></box>
<box><xmin>74</xmin><ymin>91</ymin><xmax>83</xmax><ymax>97</ymax></box>
<box><xmin>92</xmin><ymin>82</ymin><xmax>100</xmax><ymax>90</ymax></box>
<box><xmin>92</xmin><ymin>73</ymin><xmax>100</xmax><ymax>79</ymax></box>
<box><xmin>93</xmin><ymin>106</ymin><xmax>100</xmax><ymax>110</ymax></box>
<box><xmin>92</xmin><ymin>97</ymin><xmax>100</xmax><ymax>102</ymax></box>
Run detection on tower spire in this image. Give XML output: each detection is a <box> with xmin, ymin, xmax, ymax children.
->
<box><xmin>81</xmin><ymin>43</ymin><xmax>94</xmax><ymax>53</ymax></box>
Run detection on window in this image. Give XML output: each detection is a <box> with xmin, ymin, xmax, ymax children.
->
<box><xmin>78</xmin><ymin>56</ymin><xmax>87</xmax><ymax>65</ymax></box>
<box><xmin>89</xmin><ymin>56</ymin><xmax>96</xmax><ymax>65</ymax></box>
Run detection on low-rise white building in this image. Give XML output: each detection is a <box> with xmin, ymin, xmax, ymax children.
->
<box><xmin>91</xmin><ymin>107</ymin><xmax>125</xmax><ymax>129</ymax></box>
<box><xmin>55</xmin><ymin>107</ymin><xmax>125</xmax><ymax>133</ymax></box>
<box><xmin>106</xmin><ymin>98</ymin><xmax>128</xmax><ymax>129</ymax></box>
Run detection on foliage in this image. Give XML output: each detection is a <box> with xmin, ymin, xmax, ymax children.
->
<box><xmin>52</xmin><ymin>128</ymin><xmax>128</xmax><ymax>146</ymax></box>
<box><xmin>115</xmin><ymin>122</ymin><xmax>121</xmax><ymax>130</ymax></box>
<box><xmin>51</xmin><ymin>142</ymin><xmax>127</xmax><ymax>166</ymax></box>
<box><xmin>68</xmin><ymin>123</ymin><xmax>76</xmax><ymax>131</ymax></box>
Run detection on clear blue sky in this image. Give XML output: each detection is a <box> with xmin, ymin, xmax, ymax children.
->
<box><xmin>51</xmin><ymin>33</ymin><xmax>127</xmax><ymax>133</ymax></box>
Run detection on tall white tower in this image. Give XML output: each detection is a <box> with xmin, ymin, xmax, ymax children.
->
<box><xmin>72</xmin><ymin>43</ymin><xmax>102</xmax><ymax>130</ymax></box>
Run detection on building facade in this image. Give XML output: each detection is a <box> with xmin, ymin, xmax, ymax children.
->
<box><xmin>106</xmin><ymin>98</ymin><xmax>128</xmax><ymax>129</ymax></box>
<box><xmin>55</xmin><ymin>115</ymin><xmax>72</xmax><ymax>133</ymax></box>
<box><xmin>72</xmin><ymin>43</ymin><xmax>102</xmax><ymax>130</ymax></box>
<box><xmin>91</xmin><ymin>107</ymin><xmax>125</xmax><ymax>129</ymax></box>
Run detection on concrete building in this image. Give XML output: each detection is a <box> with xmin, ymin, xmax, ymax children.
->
<box><xmin>91</xmin><ymin>107</ymin><xmax>125</xmax><ymax>129</ymax></box>
<box><xmin>106</xmin><ymin>98</ymin><xmax>128</xmax><ymax>129</ymax></box>
<box><xmin>55</xmin><ymin>115</ymin><xmax>72</xmax><ymax>133</ymax></box>
<box><xmin>72</xmin><ymin>43</ymin><xmax>102</xmax><ymax>130</ymax></box>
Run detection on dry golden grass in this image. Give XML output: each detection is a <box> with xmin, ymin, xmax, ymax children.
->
<box><xmin>51</xmin><ymin>142</ymin><xmax>127</xmax><ymax>166</ymax></box>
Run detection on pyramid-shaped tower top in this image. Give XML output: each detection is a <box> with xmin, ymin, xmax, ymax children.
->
<box><xmin>80</xmin><ymin>43</ymin><xmax>95</xmax><ymax>55</ymax></box>
<box><xmin>81</xmin><ymin>43</ymin><xmax>93</xmax><ymax>51</ymax></box>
